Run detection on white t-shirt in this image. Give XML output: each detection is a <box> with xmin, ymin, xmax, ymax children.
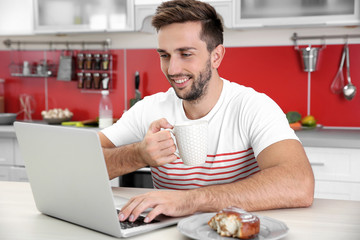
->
<box><xmin>102</xmin><ymin>79</ymin><xmax>299</xmax><ymax>190</ymax></box>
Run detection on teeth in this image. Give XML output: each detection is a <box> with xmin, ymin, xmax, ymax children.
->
<box><xmin>174</xmin><ymin>78</ymin><xmax>189</xmax><ymax>84</ymax></box>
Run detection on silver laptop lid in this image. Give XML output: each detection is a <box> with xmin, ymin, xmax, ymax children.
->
<box><xmin>14</xmin><ymin>122</ymin><xmax>122</xmax><ymax>238</ymax></box>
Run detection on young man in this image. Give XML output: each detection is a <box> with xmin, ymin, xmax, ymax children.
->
<box><xmin>99</xmin><ymin>0</ymin><xmax>314</xmax><ymax>223</ymax></box>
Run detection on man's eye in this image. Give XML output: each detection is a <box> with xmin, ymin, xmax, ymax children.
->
<box><xmin>182</xmin><ymin>53</ymin><xmax>192</xmax><ymax>57</ymax></box>
<box><xmin>160</xmin><ymin>54</ymin><xmax>169</xmax><ymax>58</ymax></box>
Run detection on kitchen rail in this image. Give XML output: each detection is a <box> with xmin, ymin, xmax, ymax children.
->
<box><xmin>292</xmin><ymin>32</ymin><xmax>360</xmax><ymax>46</ymax></box>
<box><xmin>3</xmin><ymin>39</ymin><xmax>111</xmax><ymax>50</ymax></box>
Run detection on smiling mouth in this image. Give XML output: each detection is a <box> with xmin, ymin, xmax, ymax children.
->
<box><xmin>174</xmin><ymin>77</ymin><xmax>190</xmax><ymax>84</ymax></box>
<box><xmin>169</xmin><ymin>75</ymin><xmax>192</xmax><ymax>88</ymax></box>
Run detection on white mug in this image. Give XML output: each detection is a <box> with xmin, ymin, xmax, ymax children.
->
<box><xmin>167</xmin><ymin>120</ymin><xmax>208</xmax><ymax>166</ymax></box>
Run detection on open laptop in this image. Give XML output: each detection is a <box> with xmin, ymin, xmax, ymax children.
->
<box><xmin>14</xmin><ymin>121</ymin><xmax>182</xmax><ymax>238</ymax></box>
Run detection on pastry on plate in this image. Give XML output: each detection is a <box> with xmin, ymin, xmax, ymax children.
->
<box><xmin>208</xmin><ymin>206</ymin><xmax>260</xmax><ymax>239</ymax></box>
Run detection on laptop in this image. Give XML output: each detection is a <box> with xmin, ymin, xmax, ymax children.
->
<box><xmin>14</xmin><ymin>121</ymin><xmax>182</xmax><ymax>238</ymax></box>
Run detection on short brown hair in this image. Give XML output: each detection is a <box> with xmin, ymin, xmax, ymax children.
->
<box><xmin>151</xmin><ymin>0</ymin><xmax>224</xmax><ymax>52</ymax></box>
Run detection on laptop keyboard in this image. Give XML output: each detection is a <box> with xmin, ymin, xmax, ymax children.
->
<box><xmin>119</xmin><ymin>215</ymin><xmax>160</xmax><ymax>229</ymax></box>
<box><xmin>117</xmin><ymin>210</ymin><xmax>160</xmax><ymax>229</ymax></box>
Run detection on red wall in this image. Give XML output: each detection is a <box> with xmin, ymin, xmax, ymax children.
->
<box><xmin>0</xmin><ymin>44</ymin><xmax>359</xmax><ymax>127</ymax></box>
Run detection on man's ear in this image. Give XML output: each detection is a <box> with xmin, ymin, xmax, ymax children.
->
<box><xmin>211</xmin><ymin>44</ymin><xmax>225</xmax><ymax>69</ymax></box>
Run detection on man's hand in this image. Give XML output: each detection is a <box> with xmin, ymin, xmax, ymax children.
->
<box><xmin>99</xmin><ymin>118</ymin><xmax>179</xmax><ymax>179</ymax></box>
<box><xmin>118</xmin><ymin>190</ymin><xmax>196</xmax><ymax>223</ymax></box>
<box><xmin>138</xmin><ymin>118</ymin><xmax>178</xmax><ymax>167</ymax></box>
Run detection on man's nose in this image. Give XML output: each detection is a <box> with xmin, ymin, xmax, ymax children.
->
<box><xmin>167</xmin><ymin>57</ymin><xmax>182</xmax><ymax>75</ymax></box>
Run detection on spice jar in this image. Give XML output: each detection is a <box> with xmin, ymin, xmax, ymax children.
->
<box><xmin>101</xmin><ymin>73</ymin><xmax>109</xmax><ymax>89</ymax></box>
<box><xmin>77</xmin><ymin>72</ymin><xmax>84</xmax><ymax>89</ymax></box>
<box><xmin>85</xmin><ymin>53</ymin><xmax>93</xmax><ymax>70</ymax></box>
<box><xmin>93</xmin><ymin>73</ymin><xmax>101</xmax><ymax>89</ymax></box>
<box><xmin>101</xmin><ymin>54</ymin><xmax>110</xmax><ymax>71</ymax></box>
<box><xmin>76</xmin><ymin>53</ymin><xmax>85</xmax><ymax>70</ymax></box>
<box><xmin>94</xmin><ymin>54</ymin><xmax>101</xmax><ymax>70</ymax></box>
<box><xmin>84</xmin><ymin>73</ymin><xmax>93</xmax><ymax>89</ymax></box>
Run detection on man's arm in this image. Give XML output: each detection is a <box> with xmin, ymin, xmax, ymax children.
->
<box><xmin>99</xmin><ymin>132</ymin><xmax>146</xmax><ymax>179</ymax></box>
<box><xmin>118</xmin><ymin>139</ymin><xmax>314</xmax><ymax>223</ymax></box>
<box><xmin>99</xmin><ymin>118</ymin><xmax>178</xmax><ymax>179</ymax></box>
<box><xmin>193</xmin><ymin>139</ymin><xmax>314</xmax><ymax>211</ymax></box>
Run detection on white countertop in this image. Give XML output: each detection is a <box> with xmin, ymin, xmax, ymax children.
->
<box><xmin>0</xmin><ymin>121</ymin><xmax>100</xmax><ymax>138</ymax></box>
<box><xmin>296</xmin><ymin>127</ymin><xmax>360</xmax><ymax>148</ymax></box>
<box><xmin>1</xmin><ymin>181</ymin><xmax>360</xmax><ymax>240</ymax></box>
<box><xmin>0</xmin><ymin>124</ymin><xmax>16</xmax><ymax>137</ymax></box>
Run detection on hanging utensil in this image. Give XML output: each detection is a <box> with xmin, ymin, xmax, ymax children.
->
<box><xmin>343</xmin><ymin>44</ymin><xmax>357</xmax><ymax>100</ymax></box>
<box><xmin>299</xmin><ymin>45</ymin><xmax>322</xmax><ymax>72</ymax></box>
<box><xmin>330</xmin><ymin>46</ymin><xmax>346</xmax><ymax>94</ymax></box>
<box><xmin>129</xmin><ymin>71</ymin><xmax>142</xmax><ymax>108</ymax></box>
<box><xmin>135</xmin><ymin>71</ymin><xmax>141</xmax><ymax>101</ymax></box>
<box><xmin>19</xmin><ymin>94</ymin><xmax>36</xmax><ymax>121</ymax></box>
<box><xmin>57</xmin><ymin>49</ymin><xmax>74</xmax><ymax>81</ymax></box>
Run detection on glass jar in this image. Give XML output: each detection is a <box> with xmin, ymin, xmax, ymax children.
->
<box><xmin>101</xmin><ymin>54</ymin><xmax>110</xmax><ymax>71</ymax></box>
<box><xmin>101</xmin><ymin>73</ymin><xmax>109</xmax><ymax>89</ymax></box>
<box><xmin>93</xmin><ymin>73</ymin><xmax>101</xmax><ymax>89</ymax></box>
<box><xmin>85</xmin><ymin>53</ymin><xmax>93</xmax><ymax>70</ymax></box>
<box><xmin>94</xmin><ymin>54</ymin><xmax>101</xmax><ymax>70</ymax></box>
<box><xmin>77</xmin><ymin>53</ymin><xmax>85</xmax><ymax>70</ymax></box>
<box><xmin>84</xmin><ymin>73</ymin><xmax>93</xmax><ymax>89</ymax></box>
<box><xmin>77</xmin><ymin>72</ymin><xmax>84</xmax><ymax>89</ymax></box>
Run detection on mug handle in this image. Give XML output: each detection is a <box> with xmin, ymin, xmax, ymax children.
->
<box><xmin>165</xmin><ymin>129</ymin><xmax>180</xmax><ymax>158</ymax></box>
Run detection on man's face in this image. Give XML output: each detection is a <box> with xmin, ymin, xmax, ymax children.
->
<box><xmin>157</xmin><ymin>22</ymin><xmax>212</xmax><ymax>102</ymax></box>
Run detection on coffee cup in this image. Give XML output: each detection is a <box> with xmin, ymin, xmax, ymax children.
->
<box><xmin>167</xmin><ymin>120</ymin><xmax>208</xmax><ymax>166</ymax></box>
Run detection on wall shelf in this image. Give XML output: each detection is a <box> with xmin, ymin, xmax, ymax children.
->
<box><xmin>10</xmin><ymin>73</ymin><xmax>53</xmax><ymax>78</ymax></box>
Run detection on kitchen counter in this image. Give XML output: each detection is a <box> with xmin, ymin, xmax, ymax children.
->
<box><xmin>1</xmin><ymin>123</ymin><xmax>360</xmax><ymax>149</ymax></box>
<box><xmin>0</xmin><ymin>121</ymin><xmax>99</xmax><ymax>138</ymax></box>
<box><xmin>296</xmin><ymin>127</ymin><xmax>360</xmax><ymax>148</ymax></box>
<box><xmin>1</xmin><ymin>181</ymin><xmax>359</xmax><ymax>240</ymax></box>
<box><xmin>0</xmin><ymin>124</ymin><xmax>17</xmax><ymax>138</ymax></box>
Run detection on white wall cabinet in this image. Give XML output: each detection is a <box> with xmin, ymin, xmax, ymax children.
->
<box><xmin>304</xmin><ymin>147</ymin><xmax>360</xmax><ymax>201</ymax></box>
<box><xmin>34</xmin><ymin>0</ymin><xmax>135</xmax><ymax>34</ymax></box>
<box><xmin>0</xmin><ymin>0</ymin><xmax>33</xmax><ymax>36</ymax></box>
<box><xmin>232</xmin><ymin>0</ymin><xmax>360</xmax><ymax>28</ymax></box>
<box><xmin>135</xmin><ymin>0</ymin><xmax>232</xmax><ymax>32</ymax></box>
<box><xmin>1</xmin><ymin>0</ymin><xmax>359</xmax><ymax>36</ymax></box>
<box><xmin>135</xmin><ymin>0</ymin><xmax>359</xmax><ymax>31</ymax></box>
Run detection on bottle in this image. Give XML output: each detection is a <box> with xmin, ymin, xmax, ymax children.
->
<box><xmin>99</xmin><ymin>90</ymin><xmax>113</xmax><ymax>129</ymax></box>
<box><xmin>23</xmin><ymin>61</ymin><xmax>30</xmax><ymax>75</ymax></box>
<box><xmin>77</xmin><ymin>72</ymin><xmax>84</xmax><ymax>89</ymax></box>
<box><xmin>94</xmin><ymin>54</ymin><xmax>101</xmax><ymax>70</ymax></box>
<box><xmin>85</xmin><ymin>53</ymin><xmax>93</xmax><ymax>70</ymax></box>
<box><xmin>76</xmin><ymin>53</ymin><xmax>84</xmax><ymax>70</ymax></box>
<box><xmin>84</xmin><ymin>73</ymin><xmax>93</xmax><ymax>89</ymax></box>
<box><xmin>101</xmin><ymin>54</ymin><xmax>110</xmax><ymax>70</ymax></box>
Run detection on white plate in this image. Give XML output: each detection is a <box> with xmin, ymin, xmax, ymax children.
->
<box><xmin>177</xmin><ymin>213</ymin><xmax>288</xmax><ymax>240</ymax></box>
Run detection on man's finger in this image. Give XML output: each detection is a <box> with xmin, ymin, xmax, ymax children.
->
<box><xmin>144</xmin><ymin>205</ymin><xmax>165</xmax><ymax>223</ymax></box>
<box><xmin>148</xmin><ymin>118</ymin><xmax>173</xmax><ymax>134</ymax></box>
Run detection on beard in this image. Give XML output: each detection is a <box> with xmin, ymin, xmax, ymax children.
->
<box><xmin>168</xmin><ymin>59</ymin><xmax>212</xmax><ymax>102</ymax></box>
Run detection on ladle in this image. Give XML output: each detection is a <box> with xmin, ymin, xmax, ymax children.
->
<box><xmin>330</xmin><ymin>46</ymin><xmax>346</xmax><ymax>94</ymax></box>
<box><xmin>343</xmin><ymin>45</ymin><xmax>357</xmax><ymax>100</ymax></box>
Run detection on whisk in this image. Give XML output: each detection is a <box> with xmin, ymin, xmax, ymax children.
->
<box><xmin>19</xmin><ymin>94</ymin><xmax>36</xmax><ymax>121</ymax></box>
<box><xmin>330</xmin><ymin>46</ymin><xmax>346</xmax><ymax>94</ymax></box>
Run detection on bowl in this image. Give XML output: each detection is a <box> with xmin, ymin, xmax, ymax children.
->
<box><xmin>43</xmin><ymin>117</ymin><xmax>72</xmax><ymax>125</ymax></box>
<box><xmin>0</xmin><ymin>113</ymin><xmax>17</xmax><ymax>125</ymax></box>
